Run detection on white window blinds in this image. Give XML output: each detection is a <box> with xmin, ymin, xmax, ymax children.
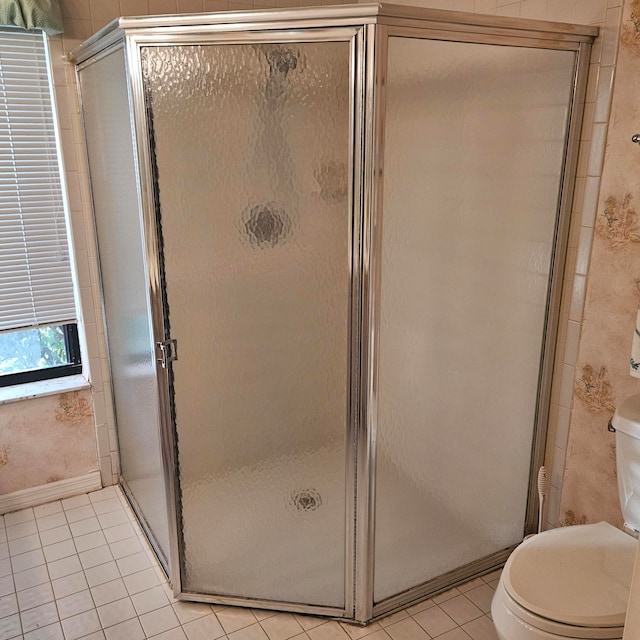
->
<box><xmin>0</xmin><ymin>28</ymin><xmax>76</xmax><ymax>332</ymax></box>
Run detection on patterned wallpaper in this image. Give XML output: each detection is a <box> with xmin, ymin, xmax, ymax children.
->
<box><xmin>560</xmin><ymin>0</ymin><xmax>640</xmax><ymax>527</ymax></box>
<box><xmin>0</xmin><ymin>391</ymin><xmax>96</xmax><ymax>494</ymax></box>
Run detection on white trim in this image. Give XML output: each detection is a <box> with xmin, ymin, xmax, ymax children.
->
<box><xmin>0</xmin><ymin>471</ymin><xmax>102</xmax><ymax>515</ymax></box>
<box><xmin>0</xmin><ymin>375</ymin><xmax>90</xmax><ymax>406</ymax></box>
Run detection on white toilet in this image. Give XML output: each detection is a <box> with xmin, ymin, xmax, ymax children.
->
<box><xmin>491</xmin><ymin>394</ymin><xmax>640</xmax><ymax>640</ymax></box>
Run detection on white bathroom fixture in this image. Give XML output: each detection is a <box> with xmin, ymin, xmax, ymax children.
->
<box><xmin>491</xmin><ymin>394</ymin><xmax>640</xmax><ymax>639</ymax></box>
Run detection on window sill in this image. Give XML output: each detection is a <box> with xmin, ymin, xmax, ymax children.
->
<box><xmin>0</xmin><ymin>375</ymin><xmax>91</xmax><ymax>406</ymax></box>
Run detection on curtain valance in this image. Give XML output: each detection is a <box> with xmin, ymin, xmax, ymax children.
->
<box><xmin>0</xmin><ymin>0</ymin><xmax>62</xmax><ymax>35</ymax></box>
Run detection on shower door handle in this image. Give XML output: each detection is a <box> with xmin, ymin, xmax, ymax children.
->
<box><xmin>156</xmin><ymin>339</ymin><xmax>178</xmax><ymax>369</ymax></box>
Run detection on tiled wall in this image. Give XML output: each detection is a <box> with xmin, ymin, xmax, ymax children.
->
<box><xmin>559</xmin><ymin>0</ymin><xmax>640</xmax><ymax>528</ymax></box>
<box><xmin>40</xmin><ymin>0</ymin><xmax>621</xmax><ymax>518</ymax></box>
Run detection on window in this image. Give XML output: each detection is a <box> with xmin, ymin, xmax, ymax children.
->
<box><xmin>0</xmin><ymin>28</ymin><xmax>81</xmax><ymax>387</ymax></box>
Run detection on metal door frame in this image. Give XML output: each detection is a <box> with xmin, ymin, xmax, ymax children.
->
<box><xmin>72</xmin><ymin>5</ymin><xmax>595</xmax><ymax>623</ymax></box>
<box><xmin>357</xmin><ymin>23</ymin><xmax>592</xmax><ymax>623</ymax></box>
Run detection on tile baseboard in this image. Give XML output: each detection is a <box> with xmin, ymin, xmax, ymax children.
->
<box><xmin>0</xmin><ymin>471</ymin><xmax>102</xmax><ymax>515</ymax></box>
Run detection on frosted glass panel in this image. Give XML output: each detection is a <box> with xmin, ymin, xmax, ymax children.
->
<box><xmin>141</xmin><ymin>41</ymin><xmax>351</xmax><ymax>606</ymax></box>
<box><xmin>78</xmin><ymin>50</ymin><xmax>170</xmax><ymax>561</ymax></box>
<box><xmin>374</xmin><ymin>37</ymin><xmax>575</xmax><ymax>602</ymax></box>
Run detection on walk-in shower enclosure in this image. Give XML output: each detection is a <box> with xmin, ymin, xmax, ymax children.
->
<box><xmin>73</xmin><ymin>4</ymin><xmax>595</xmax><ymax>623</ymax></box>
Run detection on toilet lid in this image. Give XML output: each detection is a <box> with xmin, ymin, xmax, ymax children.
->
<box><xmin>503</xmin><ymin>521</ymin><xmax>637</xmax><ymax>627</ymax></box>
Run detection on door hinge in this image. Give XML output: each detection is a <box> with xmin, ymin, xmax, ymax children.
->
<box><xmin>157</xmin><ymin>339</ymin><xmax>178</xmax><ymax>369</ymax></box>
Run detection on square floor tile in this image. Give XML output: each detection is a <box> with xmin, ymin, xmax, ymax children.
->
<box><xmin>20</xmin><ymin>600</ymin><xmax>59</xmax><ymax>633</ymax></box>
<box><xmin>33</xmin><ymin>502</ymin><xmax>63</xmax><ymax>520</ymax></box>
<box><xmin>91</xmin><ymin>578</ymin><xmax>128</xmax><ymax>607</ymax></box>
<box><xmin>69</xmin><ymin>518</ymin><xmax>101</xmax><ymax>538</ymax></box>
<box><xmin>16</xmin><ymin>583</ymin><xmax>54</xmax><ymax>611</ymax></box>
<box><xmin>384</xmin><ymin>617</ymin><xmax>430</xmax><ymax>640</ymax></box>
<box><xmin>47</xmin><ymin>554</ymin><xmax>82</xmax><ymax>580</ymax></box>
<box><xmin>103</xmin><ymin>617</ymin><xmax>144</xmax><ymax>640</ymax></box>
<box><xmin>8</xmin><ymin>534</ymin><xmax>41</xmax><ymax>557</ymax></box>
<box><xmin>132</xmin><ymin>585</ymin><xmax>170</xmax><ymax>615</ymax></box>
<box><xmin>97</xmin><ymin>511</ymin><xmax>129</xmax><ymax>530</ymax></box>
<box><xmin>0</xmin><ymin>612</ymin><xmax>22</xmax><ymax>639</ymax></box>
<box><xmin>96</xmin><ymin>596</ymin><xmax>136</xmax><ymax>628</ymax></box>
<box><xmin>64</xmin><ymin>506</ymin><xmax>95</xmax><ymax>525</ymax></box>
<box><xmin>56</xmin><ymin>589</ymin><xmax>94</xmax><ymax>620</ymax></box>
<box><xmin>217</xmin><ymin>607</ymin><xmax>258</xmax><ymax>634</ymax></box>
<box><xmin>261</xmin><ymin>613</ymin><xmax>304</xmax><ymax>640</ymax></box>
<box><xmin>229</xmin><ymin>622</ymin><xmax>270</xmax><ymax>640</ymax></box>
<box><xmin>79</xmin><ymin>545</ymin><xmax>113</xmax><ymax>570</ymax></box>
<box><xmin>0</xmin><ymin>594</ymin><xmax>18</xmax><ymax>619</ymax></box>
<box><xmin>89</xmin><ymin>488</ymin><xmax>118</xmax><ymax>504</ymax></box>
<box><xmin>378</xmin><ymin>611</ymin><xmax>409</xmax><ymax>628</ymax></box>
<box><xmin>24</xmin><ymin>620</ymin><xmax>64</xmax><ymax>640</ymax></box>
<box><xmin>439</xmin><ymin>595</ymin><xmax>483</xmax><ymax>625</ymax></box>
<box><xmin>115</xmin><ymin>551</ymin><xmax>150</xmax><ymax>577</ymax></box>
<box><xmin>462</xmin><ymin>616</ymin><xmax>498</xmax><ymax>640</ymax></box>
<box><xmin>74</xmin><ymin>531</ymin><xmax>107</xmax><ymax>553</ymax></box>
<box><xmin>139</xmin><ymin>604</ymin><xmax>180</xmax><ymax>636</ymax></box>
<box><xmin>5</xmin><ymin>509</ymin><xmax>34</xmax><ymax>527</ymax></box>
<box><xmin>340</xmin><ymin>622</ymin><xmax>382</xmax><ymax>640</ymax></box>
<box><xmin>11</xmin><ymin>548</ymin><xmax>45</xmax><ymax>573</ymax></box>
<box><xmin>39</xmin><ymin>525</ymin><xmax>72</xmax><ymax>548</ymax></box>
<box><xmin>42</xmin><ymin>539</ymin><xmax>76</xmax><ymax>563</ymax></box>
<box><xmin>61</xmin><ymin>495</ymin><xmax>91</xmax><ymax>511</ymax></box>
<box><xmin>91</xmin><ymin>499</ymin><xmax>122</xmax><ymax>516</ymax></box>
<box><xmin>84</xmin><ymin>562</ymin><xmax>120</xmax><ymax>588</ymax></box>
<box><xmin>171</xmin><ymin>600</ymin><xmax>211</xmax><ymax>624</ymax></box>
<box><xmin>108</xmin><ymin>536</ymin><xmax>143</xmax><ymax>560</ymax></box>
<box><xmin>122</xmin><ymin>568</ymin><xmax>160</xmax><ymax>595</ymax></box>
<box><xmin>294</xmin><ymin>615</ymin><xmax>326</xmax><ymax>631</ymax></box>
<box><xmin>103</xmin><ymin>523</ymin><xmax>136</xmax><ymax>544</ymax></box>
<box><xmin>7</xmin><ymin>520</ymin><xmax>38</xmax><ymax>540</ymax></box>
<box><xmin>14</xmin><ymin>565</ymin><xmax>49</xmax><ymax>592</ymax></box>
<box><xmin>0</xmin><ymin>576</ymin><xmax>14</xmax><ymax>599</ymax></box>
<box><xmin>307</xmin><ymin>621</ymin><xmax>351</xmax><ymax>640</ymax></box>
<box><xmin>463</xmin><ymin>585</ymin><xmax>494</xmax><ymax>614</ymax></box>
<box><xmin>183</xmin><ymin>613</ymin><xmax>226</xmax><ymax>640</ymax></box>
<box><xmin>61</xmin><ymin>608</ymin><xmax>101</xmax><ymax>640</ymax></box>
<box><xmin>413</xmin><ymin>605</ymin><xmax>457</xmax><ymax>638</ymax></box>
<box><xmin>51</xmin><ymin>572</ymin><xmax>88</xmax><ymax>600</ymax></box>
<box><xmin>35</xmin><ymin>514</ymin><xmax>67</xmax><ymax>533</ymax></box>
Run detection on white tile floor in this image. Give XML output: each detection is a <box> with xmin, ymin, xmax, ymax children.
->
<box><xmin>0</xmin><ymin>486</ymin><xmax>500</xmax><ymax>640</ymax></box>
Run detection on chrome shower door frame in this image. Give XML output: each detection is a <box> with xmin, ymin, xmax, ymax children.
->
<box><xmin>356</xmin><ymin>17</ymin><xmax>593</xmax><ymax>622</ymax></box>
<box><xmin>72</xmin><ymin>4</ymin><xmax>596</xmax><ymax>624</ymax></box>
<box><xmin>123</xmin><ymin>20</ymin><xmax>369</xmax><ymax>621</ymax></box>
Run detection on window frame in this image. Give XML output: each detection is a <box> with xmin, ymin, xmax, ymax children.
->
<box><xmin>0</xmin><ymin>324</ymin><xmax>83</xmax><ymax>387</ymax></box>
<box><xmin>0</xmin><ymin>28</ymin><xmax>83</xmax><ymax>388</ymax></box>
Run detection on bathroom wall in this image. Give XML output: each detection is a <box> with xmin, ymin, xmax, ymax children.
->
<box><xmin>559</xmin><ymin>0</ymin><xmax>640</xmax><ymax>528</ymax></box>
<box><xmin>26</xmin><ymin>0</ymin><xmax>618</xmax><ymax>520</ymax></box>
<box><xmin>0</xmin><ymin>391</ymin><xmax>97</xmax><ymax>494</ymax></box>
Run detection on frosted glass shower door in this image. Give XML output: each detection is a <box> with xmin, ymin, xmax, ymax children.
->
<box><xmin>373</xmin><ymin>37</ymin><xmax>576</xmax><ymax>603</ymax></box>
<box><xmin>78</xmin><ymin>48</ymin><xmax>171</xmax><ymax>564</ymax></box>
<box><xmin>141</xmin><ymin>39</ymin><xmax>353</xmax><ymax>608</ymax></box>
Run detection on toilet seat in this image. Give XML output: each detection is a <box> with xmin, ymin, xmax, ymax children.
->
<box><xmin>502</xmin><ymin>522</ymin><xmax>636</xmax><ymax>629</ymax></box>
<box><xmin>493</xmin><ymin>581</ymin><xmax>624</xmax><ymax>639</ymax></box>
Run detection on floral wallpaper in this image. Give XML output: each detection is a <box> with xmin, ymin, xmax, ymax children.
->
<box><xmin>0</xmin><ymin>391</ymin><xmax>97</xmax><ymax>494</ymax></box>
<box><xmin>560</xmin><ymin>0</ymin><xmax>640</xmax><ymax>527</ymax></box>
